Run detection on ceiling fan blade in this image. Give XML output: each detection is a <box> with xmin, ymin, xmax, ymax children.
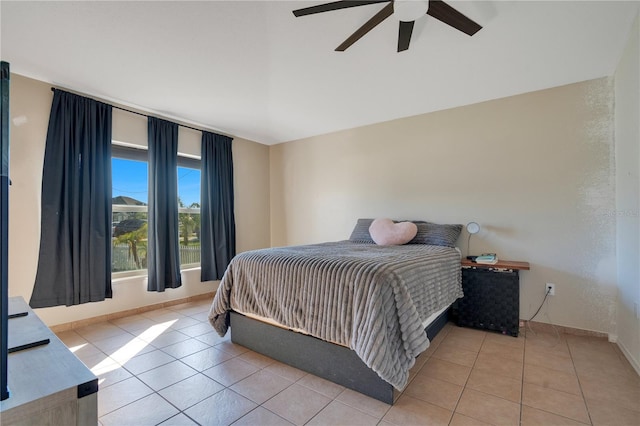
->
<box><xmin>426</xmin><ymin>0</ymin><xmax>482</xmax><ymax>36</ymax></box>
<box><xmin>335</xmin><ymin>2</ymin><xmax>393</xmax><ymax>51</ymax></box>
<box><xmin>293</xmin><ymin>0</ymin><xmax>389</xmax><ymax>17</ymax></box>
<box><xmin>397</xmin><ymin>20</ymin><xmax>414</xmax><ymax>52</ymax></box>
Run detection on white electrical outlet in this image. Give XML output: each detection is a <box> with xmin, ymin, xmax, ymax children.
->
<box><xmin>545</xmin><ymin>283</ymin><xmax>555</xmax><ymax>296</ymax></box>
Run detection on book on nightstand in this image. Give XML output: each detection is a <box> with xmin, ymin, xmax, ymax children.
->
<box><xmin>474</xmin><ymin>253</ymin><xmax>498</xmax><ymax>265</ymax></box>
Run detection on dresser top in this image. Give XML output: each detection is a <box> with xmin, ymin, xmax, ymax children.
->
<box><xmin>2</xmin><ymin>297</ymin><xmax>97</xmax><ymax>413</ymax></box>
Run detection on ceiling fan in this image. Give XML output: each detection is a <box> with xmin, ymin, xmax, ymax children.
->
<box><xmin>292</xmin><ymin>0</ymin><xmax>482</xmax><ymax>52</ymax></box>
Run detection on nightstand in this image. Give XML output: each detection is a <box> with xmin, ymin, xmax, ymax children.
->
<box><xmin>454</xmin><ymin>259</ymin><xmax>530</xmax><ymax>337</ymax></box>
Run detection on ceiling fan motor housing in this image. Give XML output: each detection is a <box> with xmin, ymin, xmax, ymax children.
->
<box><xmin>393</xmin><ymin>0</ymin><xmax>430</xmax><ymax>22</ymax></box>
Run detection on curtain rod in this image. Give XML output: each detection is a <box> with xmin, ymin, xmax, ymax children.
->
<box><xmin>51</xmin><ymin>87</ymin><xmax>209</xmax><ymax>134</ymax></box>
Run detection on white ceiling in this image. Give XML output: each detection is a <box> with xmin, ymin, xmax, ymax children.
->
<box><xmin>1</xmin><ymin>1</ymin><xmax>638</xmax><ymax>145</ymax></box>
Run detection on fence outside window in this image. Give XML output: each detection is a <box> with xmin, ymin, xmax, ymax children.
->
<box><xmin>112</xmin><ymin>243</ymin><xmax>200</xmax><ymax>272</ymax></box>
<box><xmin>112</xmin><ymin>204</ymin><xmax>200</xmax><ymax>274</ymax></box>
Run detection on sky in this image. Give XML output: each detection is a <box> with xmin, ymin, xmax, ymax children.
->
<box><xmin>112</xmin><ymin>158</ymin><xmax>201</xmax><ymax>206</ymax></box>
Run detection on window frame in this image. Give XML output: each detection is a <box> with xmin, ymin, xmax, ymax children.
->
<box><xmin>111</xmin><ymin>144</ymin><xmax>202</xmax><ymax>278</ymax></box>
<box><xmin>176</xmin><ymin>161</ymin><xmax>202</xmax><ymax>269</ymax></box>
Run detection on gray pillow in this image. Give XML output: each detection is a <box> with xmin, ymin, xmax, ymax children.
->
<box><xmin>348</xmin><ymin>218</ymin><xmax>375</xmax><ymax>243</ymax></box>
<box><xmin>349</xmin><ymin>218</ymin><xmax>462</xmax><ymax>247</ymax></box>
<box><xmin>409</xmin><ymin>222</ymin><xmax>462</xmax><ymax>247</ymax></box>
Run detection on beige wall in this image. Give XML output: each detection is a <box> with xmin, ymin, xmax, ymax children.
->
<box><xmin>270</xmin><ymin>77</ymin><xmax>617</xmax><ymax>335</ymax></box>
<box><xmin>614</xmin><ymin>13</ymin><xmax>640</xmax><ymax>372</ymax></box>
<box><xmin>8</xmin><ymin>74</ymin><xmax>271</xmax><ymax>326</ymax></box>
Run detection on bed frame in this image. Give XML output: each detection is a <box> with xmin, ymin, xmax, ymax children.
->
<box><xmin>229</xmin><ymin>308</ymin><xmax>450</xmax><ymax>405</ymax></box>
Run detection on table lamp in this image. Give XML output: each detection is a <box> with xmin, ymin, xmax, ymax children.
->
<box><xmin>466</xmin><ymin>222</ymin><xmax>480</xmax><ymax>260</ymax></box>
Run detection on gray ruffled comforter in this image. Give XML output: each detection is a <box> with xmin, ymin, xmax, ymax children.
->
<box><xmin>208</xmin><ymin>241</ymin><xmax>462</xmax><ymax>389</ymax></box>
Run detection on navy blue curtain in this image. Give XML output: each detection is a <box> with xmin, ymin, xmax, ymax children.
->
<box><xmin>201</xmin><ymin>132</ymin><xmax>235</xmax><ymax>281</ymax></box>
<box><xmin>30</xmin><ymin>90</ymin><xmax>112</xmax><ymax>308</ymax></box>
<box><xmin>147</xmin><ymin>117</ymin><xmax>181</xmax><ymax>291</ymax></box>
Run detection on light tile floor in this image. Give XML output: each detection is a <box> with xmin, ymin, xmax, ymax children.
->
<box><xmin>56</xmin><ymin>299</ymin><xmax>640</xmax><ymax>426</ymax></box>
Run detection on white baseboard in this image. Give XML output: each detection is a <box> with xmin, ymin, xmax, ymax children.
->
<box><xmin>608</xmin><ymin>333</ymin><xmax>617</xmax><ymax>343</ymax></box>
<box><xmin>617</xmin><ymin>340</ymin><xmax>640</xmax><ymax>376</ymax></box>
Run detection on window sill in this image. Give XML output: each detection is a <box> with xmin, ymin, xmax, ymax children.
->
<box><xmin>112</xmin><ymin>266</ymin><xmax>201</xmax><ymax>283</ymax></box>
<box><xmin>112</xmin><ymin>270</ymin><xmax>147</xmax><ymax>281</ymax></box>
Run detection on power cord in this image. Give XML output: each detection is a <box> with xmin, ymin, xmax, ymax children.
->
<box><xmin>525</xmin><ymin>287</ymin><xmax>560</xmax><ymax>343</ymax></box>
<box><xmin>527</xmin><ymin>287</ymin><xmax>551</xmax><ymax>322</ymax></box>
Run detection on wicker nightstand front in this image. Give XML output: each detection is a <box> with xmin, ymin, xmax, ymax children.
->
<box><xmin>455</xmin><ymin>260</ymin><xmax>530</xmax><ymax>337</ymax></box>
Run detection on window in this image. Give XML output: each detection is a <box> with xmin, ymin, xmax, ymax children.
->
<box><xmin>112</xmin><ymin>147</ymin><xmax>149</xmax><ymax>274</ymax></box>
<box><xmin>177</xmin><ymin>164</ymin><xmax>201</xmax><ymax>268</ymax></box>
<box><xmin>111</xmin><ymin>145</ymin><xmax>201</xmax><ymax>274</ymax></box>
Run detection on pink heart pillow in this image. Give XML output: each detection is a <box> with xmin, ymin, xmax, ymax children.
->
<box><xmin>369</xmin><ymin>218</ymin><xmax>418</xmax><ymax>246</ymax></box>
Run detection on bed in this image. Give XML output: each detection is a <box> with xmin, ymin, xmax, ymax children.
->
<box><xmin>208</xmin><ymin>219</ymin><xmax>463</xmax><ymax>404</ymax></box>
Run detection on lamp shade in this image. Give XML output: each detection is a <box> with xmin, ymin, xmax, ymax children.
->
<box><xmin>466</xmin><ymin>222</ymin><xmax>480</xmax><ymax>234</ymax></box>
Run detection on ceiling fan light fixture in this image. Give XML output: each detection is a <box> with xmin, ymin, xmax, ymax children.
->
<box><xmin>393</xmin><ymin>0</ymin><xmax>429</xmax><ymax>22</ymax></box>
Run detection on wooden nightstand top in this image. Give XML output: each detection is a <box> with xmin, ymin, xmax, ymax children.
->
<box><xmin>461</xmin><ymin>259</ymin><xmax>530</xmax><ymax>270</ymax></box>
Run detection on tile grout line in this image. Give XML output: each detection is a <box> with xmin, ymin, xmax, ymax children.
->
<box><xmin>447</xmin><ymin>329</ymin><xmax>486</xmax><ymax>425</ymax></box>
<box><xmin>520</xmin><ymin>325</ymin><xmax>527</xmax><ymax>426</ymax></box>
<box><xmin>566</xmin><ymin>338</ymin><xmax>594</xmax><ymax>426</ymax></box>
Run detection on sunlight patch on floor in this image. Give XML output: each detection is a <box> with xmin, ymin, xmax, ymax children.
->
<box><xmin>68</xmin><ymin>343</ymin><xmax>87</xmax><ymax>353</ymax></box>
<box><xmin>90</xmin><ymin>319</ymin><xmax>177</xmax><ymax>378</ymax></box>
